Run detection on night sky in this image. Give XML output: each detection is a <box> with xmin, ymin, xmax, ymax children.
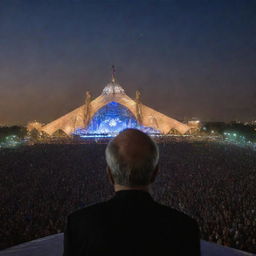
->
<box><xmin>0</xmin><ymin>0</ymin><xmax>256</xmax><ymax>125</ymax></box>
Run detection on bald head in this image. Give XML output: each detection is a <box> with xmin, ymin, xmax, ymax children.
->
<box><xmin>105</xmin><ymin>129</ymin><xmax>159</xmax><ymax>187</ymax></box>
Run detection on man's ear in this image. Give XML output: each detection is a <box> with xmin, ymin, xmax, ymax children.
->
<box><xmin>150</xmin><ymin>164</ymin><xmax>159</xmax><ymax>183</ymax></box>
<box><xmin>106</xmin><ymin>166</ymin><xmax>115</xmax><ymax>185</ymax></box>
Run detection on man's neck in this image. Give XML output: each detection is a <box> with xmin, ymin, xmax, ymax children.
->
<box><xmin>114</xmin><ymin>184</ymin><xmax>149</xmax><ymax>192</ymax></box>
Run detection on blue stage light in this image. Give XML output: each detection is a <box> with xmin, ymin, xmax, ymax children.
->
<box><xmin>73</xmin><ymin>101</ymin><xmax>159</xmax><ymax>137</ymax></box>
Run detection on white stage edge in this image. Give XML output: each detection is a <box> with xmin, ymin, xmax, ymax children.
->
<box><xmin>0</xmin><ymin>233</ymin><xmax>254</xmax><ymax>256</ymax></box>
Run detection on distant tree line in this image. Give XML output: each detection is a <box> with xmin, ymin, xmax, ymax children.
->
<box><xmin>201</xmin><ymin>122</ymin><xmax>256</xmax><ymax>142</ymax></box>
<box><xmin>1</xmin><ymin>123</ymin><xmax>255</xmax><ymax>143</ymax></box>
<box><xmin>0</xmin><ymin>126</ymin><xmax>27</xmax><ymax>140</ymax></box>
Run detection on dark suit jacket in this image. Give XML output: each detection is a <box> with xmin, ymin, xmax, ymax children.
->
<box><xmin>64</xmin><ymin>190</ymin><xmax>200</xmax><ymax>256</ymax></box>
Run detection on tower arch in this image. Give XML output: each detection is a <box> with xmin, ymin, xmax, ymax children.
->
<box><xmin>74</xmin><ymin>101</ymin><xmax>140</xmax><ymax>135</ymax></box>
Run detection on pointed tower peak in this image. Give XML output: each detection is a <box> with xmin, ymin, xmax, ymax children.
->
<box><xmin>102</xmin><ymin>65</ymin><xmax>125</xmax><ymax>95</ymax></box>
<box><xmin>111</xmin><ymin>65</ymin><xmax>116</xmax><ymax>83</ymax></box>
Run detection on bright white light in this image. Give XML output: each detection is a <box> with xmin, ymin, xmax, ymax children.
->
<box><xmin>109</xmin><ymin>119</ymin><xmax>117</xmax><ymax>127</ymax></box>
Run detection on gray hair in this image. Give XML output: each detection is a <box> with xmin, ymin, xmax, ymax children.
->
<box><xmin>105</xmin><ymin>135</ymin><xmax>159</xmax><ymax>186</ymax></box>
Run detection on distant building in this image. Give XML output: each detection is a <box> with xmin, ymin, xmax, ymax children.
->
<box><xmin>31</xmin><ymin>70</ymin><xmax>193</xmax><ymax>136</ymax></box>
<box><xmin>27</xmin><ymin>121</ymin><xmax>44</xmax><ymax>132</ymax></box>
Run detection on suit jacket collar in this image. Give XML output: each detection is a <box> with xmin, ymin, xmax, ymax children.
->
<box><xmin>113</xmin><ymin>190</ymin><xmax>153</xmax><ymax>201</ymax></box>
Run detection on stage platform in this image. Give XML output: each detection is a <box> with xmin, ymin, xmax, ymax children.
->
<box><xmin>0</xmin><ymin>233</ymin><xmax>254</xmax><ymax>256</ymax></box>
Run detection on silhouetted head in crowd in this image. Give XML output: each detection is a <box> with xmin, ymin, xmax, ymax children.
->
<box><xmin>105</xmin><ymin>128</ymin><xmax>159</xmax><ymax>192</ymax></box>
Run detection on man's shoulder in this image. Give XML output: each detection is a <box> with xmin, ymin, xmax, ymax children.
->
<box><xmin>69</xmin><ymin>201</ymin><xmax>108</xmax><ymax>221</ymax></box>
<box><xmin>68</xmin><ymin>197</ymin><xmax>198</xmax><ymax>231</ymax></box>
<box><xmin>154</xmin><ymin>202</ymin><xmax>198</xmax><ymax>228</ymax></box>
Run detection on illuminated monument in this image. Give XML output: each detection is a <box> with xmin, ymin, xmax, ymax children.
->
<box><xmin>36</xmin><ymin>67</ymin><xmax>192</xmax><ymax>136</ymax></box>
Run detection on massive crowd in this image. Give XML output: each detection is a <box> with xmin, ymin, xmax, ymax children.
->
<box><xmin>0</xmin><ymin>140</ymin><xmax>256</xmax><ymax>253</ymax></box>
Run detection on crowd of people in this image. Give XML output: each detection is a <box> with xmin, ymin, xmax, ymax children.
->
<box><xmin>0</xmin><ymin>140</ymin><xmax>255</xmax><ymax>253</ymax></box>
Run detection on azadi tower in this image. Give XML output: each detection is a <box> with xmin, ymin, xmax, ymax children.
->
<box><xmin>31</xmin><ymin>70</ymin><xmax>192</xmax><ymax>136</ymax></box>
